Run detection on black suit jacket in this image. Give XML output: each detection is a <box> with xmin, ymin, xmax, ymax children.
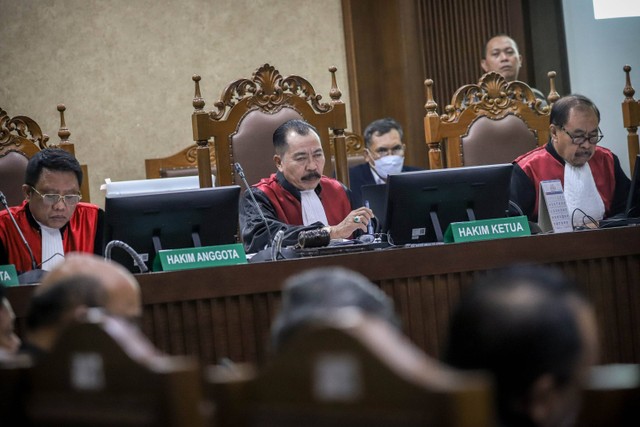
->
<box><xmin>348</xmin><ymin>162</ymin><xmax>422</xmax><ymax>207</ymax></box>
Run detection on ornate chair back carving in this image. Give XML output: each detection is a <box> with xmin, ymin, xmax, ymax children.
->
<box><xmin>207</xmin><ymin>310</ymin><xmax>493</xmax><ymax>427</ymax></box>
<box><xmin>191</xmin><ymin>64</ymin><xmax>350</xmax><ymax>188</ymax></box>
<box><xmin>623</xmin><ymin>65</ymin><xmax>640</xmax><ymax>175</ymax></box>
<box><xmin>0</xmin><ymin>108</ymin><xmax>49</xmax><ymax>206</ymax></box>
<box><xmin>424</xmin><ymin>71</ymin><xmax>559</xmax><ymax>169</ymax></box>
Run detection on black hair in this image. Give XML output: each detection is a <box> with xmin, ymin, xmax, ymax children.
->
<box><xmin>444</xmin><ymin>264</ymin><xmax>589</xmax><ymax>427</ymax></box>
<box><xmin>0</xmin><ymin>283</ymin><xmax>6</xmax><ymax>301</ymax></box>
<box><xmin>271</xmin><ymin>267</ymin><xmax>400</xmax><ymax>352</ymax></box>
<box><xmin>483</xmin><ymin>34</ymin><xmax>519</xmax><ymax>58</ymax></box>
<box><xmin>550</xmin><ymin>94</ymin><xmax>601</xmax><ymax>127</ymax></box>
<box><xmin>24</xmin><ymin>148</ymin><xmax>83</xmax><ymax>188</ymax></box>
<box><xmin>363</xmin><ymin>117</ymin><xmax>404</xmax><ymax>148</ymax></box>
<box><xmin>25</xmin><ymin>274</ymin><xmax>107</xmax><ymax>331</ymax></box>
<box><xmin>272</xmin><ymin>119</ymin><xmax>321</xmax><ymax>156</ymax></box>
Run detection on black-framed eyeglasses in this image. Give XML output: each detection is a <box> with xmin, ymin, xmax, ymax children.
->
<box><xmin>30</xmin><ymin>187</ymin><xmax>82</xmax><ymax>206</ymax></box>
<box><xmin>369</xmin><ymin>145</ymin><xmax>404</xmax><ymax>158</ymax></box>
<box><xmin>559</xmin><ymin>125</ymin><xmax>604</xmax><ymax>145</ymax></box>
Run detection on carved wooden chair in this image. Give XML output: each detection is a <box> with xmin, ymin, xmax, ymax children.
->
<box><xmin>27</xmin><ymin>310</ymin><xmax>206</xmax><ymax>426</ymax></box>
<box><xmin>622</xmin><ymin>65</ymin><xmax>640</xmax><ymax>176</ymax></box>
<box><xmin>206</xmin><ymin>310</ymin><xmax>493</xmax><ymax>427</ymax></box>
<box><xmin>53</xmin><ymin>104</ymin><xmax>92</xmax><ymax>202</ymax></box>
<box><xmin>144</xmin><ymin>132</ymin><xmax>365</xmax><ymax>179</ymax></box>
<box><xmin>424</xmin><ymin>71</ymin><xmax>560</xmax><ymax>169</ymax></box>
<box><xmin>145</xmin><ymin>142</ymin><xmax>216</xmax><ymax>179</ymax></box>
<box><xmin>0</xmin><ymin>108</ymin><xmax>49</xmax><ymax>206</ymax></box>
<box><xmin>191</xmin><ymin>63</ymin><xmax>352</xmax><ymax>188</ymax></box>
<box><xmin>0</xmin><ymin>105</ymin><xmax>90</xmax><ymax>206</ymax></box>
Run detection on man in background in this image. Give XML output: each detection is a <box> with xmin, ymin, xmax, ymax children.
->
<box><xmin>270</xmin><ymin>266</ymin><xmax>400</xmax><ymax>353</ymax></box>
<box><xmin>481</xmin><ymin>34</ymin><xmax>546</xmax><ymax>104</ymax></box>
<box><xmin>42</xmin><ymin>253</ymin><xmax>142</xmax><ymax>323</ymax></box>
<box><xmin>444</xmin><ymin>265</ymin><xmax>598</xmax><ymax>427</ymax></box>
<box><xmin>240</xmin><ymin>120</ymin><xmax>373</xmax><ymax>253</ymax></box>
<box><xmin>20</xmin><ymin>274</ymin><xmax>106</xmax><ymax>361</ymax></box>
<box><xmin>348</xmin><ymin>117</ymin><xmax>421</xmax><ymax>207</ymax></box>
<box><xmin>0</xmin><ymin>148</ymin><xmax>103</xmax><ymax>274</ymax></box>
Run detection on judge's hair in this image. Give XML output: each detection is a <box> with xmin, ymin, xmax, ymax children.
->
<box><xmin>273</xmin><ymin>119</ymin><xmax>320</xmax><ymax>156</ymax></box>
<box><xmin>25</xmin><ymin>148</ymin><xmax>83</xmax><ymax>187</ymax></box>
<box><xmin>550</xmin><ymin>94</ymin><xmax>601</xmax><ymax>127</ymax></box>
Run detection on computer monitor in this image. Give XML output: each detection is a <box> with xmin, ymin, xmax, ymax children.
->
<box><xmin>384</xmin><ymin>164</ymin><xmax>513</xmax><ymax>245</ymax></box>
<box><xmin>104</xmin><ymin>185</ymin><xmax>241</xmax><ymax>272</ymax></box>
<box><xmin>361</xmin><ymin>184</ymin><xmax>387</xmax><ymax>233</ymax></box>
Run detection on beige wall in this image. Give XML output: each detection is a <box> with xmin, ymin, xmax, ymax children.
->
<box><xmin>0</xmin><ymin>0</ymin><xmax>349</xmax><ymax>208</ymax></box>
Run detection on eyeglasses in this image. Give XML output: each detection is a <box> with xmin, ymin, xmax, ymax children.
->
<box><xmin>559</xmin><ymin>126</ymin><xmax>604</xmax><ymax>145</ymax></box>
<box><xmin>369</xmin><ymin>145</ymin><xmax>404</xmax><ymax>158</ymax></box>
<box><xmin>30</xmin><ymin>187</ymin><xmax>82</xmax><ymax>206</ymax></box>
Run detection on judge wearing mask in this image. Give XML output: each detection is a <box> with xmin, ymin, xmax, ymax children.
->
<box><xmin>348</xmin><ymin>118</ymin><xmax>421</xmax><ymax>206</ymax></box>
<box><xmin>240</xmin><ymin>119</ymin><xmax>373</xmax><ymax>254</ymax></box>
<box><xmin>510</xmin><ymin>94</ymin><xmax>630</xmax><ymax>226</ymax></box>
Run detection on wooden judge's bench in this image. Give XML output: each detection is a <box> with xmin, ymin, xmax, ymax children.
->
<box><xmin>7</xmin><ymin>226</ymin><xmax>640</xmax><ymax>366</ymax></box>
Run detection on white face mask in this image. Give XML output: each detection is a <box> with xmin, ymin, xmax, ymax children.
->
<box><xmin>372</xmin><ymin>155</ymin><xmax>404</xmax><ymax>179</ymax></box>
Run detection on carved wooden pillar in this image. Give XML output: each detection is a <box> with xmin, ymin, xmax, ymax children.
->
<box><xmin>423</xmin><ymin>79</ymin><xmax>442</xmax><ymax>170</ymax></box>
<box><xmin>622</xmin><ymin>65</ymin><xmax>640</xmax><ymax>175</ymax></box>
<box><xmin>191</xmin><ymin>75</ymin><xmax>213</xmax><ymax>188</ymax></box>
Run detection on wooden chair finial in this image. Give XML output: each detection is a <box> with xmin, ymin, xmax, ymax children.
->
<box><xmin>57</xmin><ymin>103</ymin><xmax>71</xmax><ymax>144</ymax></box>
<box><xmin>424</xmin><ymin>79</ymin><xmax>438</xmax><ymax>116</ymax></box>
<box><xmin>623</xmin><ymin>65</ymin><xmax>635</xmax><ymax>101</ymax></box>
<box><xmin>329</xmin><ymin>66</ymin><xmax>343</xmax><ymax>102</ymax></box>
<box><xmin>192</xmin><ymin>74</ymin><xmax>205</xmax><ymax>111</ymax></box>
<box><xmin>547</xmin><ymin>71</ymin><xmax>560</xmax><ymax>105</ymax></box>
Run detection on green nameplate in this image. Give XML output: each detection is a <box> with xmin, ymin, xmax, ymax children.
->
<box><xmin>0</xmin><ymin>265</ymin><xmax>19</xmax><ymax>286</ymax></box>
<box><xmin>157</xmin><ymin>243</ymin><xmax>247</xmax><ymax>272</ymax></box>
<box><xmin>444</xmin><ymin>216</ymin><xmax>531</xmax><ymax>243</ymax></box>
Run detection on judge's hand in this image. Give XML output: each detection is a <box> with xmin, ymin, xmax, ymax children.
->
<box><xmin>326</xmin><ymin>207</ymin><xmax>374</xmax><ymax>239</ymax></box>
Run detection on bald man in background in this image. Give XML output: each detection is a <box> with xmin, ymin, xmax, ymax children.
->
<box><xmin>41</xmin><ymin>253</ymin><xmax>142</xmax><ymax>323</ymax></box>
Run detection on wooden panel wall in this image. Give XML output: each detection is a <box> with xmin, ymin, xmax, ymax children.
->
<box><xmin>342</xmin><ymin>0</ymin><xmax>569</xmax><ymax>169</ymax></box>
<box><xmin>418</xmin><ymin>0</ymin><xmax>528</xmax><ymax>109</ymax></box>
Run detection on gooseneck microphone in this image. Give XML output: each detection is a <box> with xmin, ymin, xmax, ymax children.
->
<box><xmin>234</xmin><ymin>162</ymin><xmax>274</xmax><ymax>245</ymax></box>
<box><xmin>104</xmin><ymin>240</ymin><xmax>149</xmax><ymax>273</ymax></box>
<box><xmin>0</xmin><ymin>191</ymin><xmax>46</xmax><ymax>284</ymax></box>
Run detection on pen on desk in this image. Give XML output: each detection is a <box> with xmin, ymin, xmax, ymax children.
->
<box><xmin>365</xmin><ymin>200</ymin><xmax>374</xmax><ymax>235</ymax></box>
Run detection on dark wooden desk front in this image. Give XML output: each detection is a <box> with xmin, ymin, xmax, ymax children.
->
<box><xmin>8</xmin><ymin>227</ymin><xmax>640</xmax><ymax>366</ymax></box>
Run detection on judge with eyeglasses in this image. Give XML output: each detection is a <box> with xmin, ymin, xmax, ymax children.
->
<box><xmin>0</xmin><ymin>148</ymin><xmax>102</xmax><ymax>274</ymax></box>
<box><xmin>510</xmin><ymin>94</ymin><xmax>630</xmax><ymax>226</ymax></box>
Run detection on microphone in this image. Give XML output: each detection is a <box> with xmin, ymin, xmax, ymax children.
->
<box><xmin>234</xmin><ymin>163</ymin><xmax>298</xmax><ymax>262</ymax></box>
<box><xmin>104</xmin><ymin>240</ymin><xmax>149</xmax><ymax>273</ymax></box>
<box><xmin>235</xmin><ymin>162</ymin><xmax>273</xmax><ymax>245</ymax></box>
<box><xmin>0</xmin><ymin>191</ymin><xmax>46</xmax><ymax>284</ymax></box>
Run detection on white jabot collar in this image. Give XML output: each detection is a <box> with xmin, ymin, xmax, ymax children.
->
<box><xmin>300</xmin><ymin>189</ymin><xmax>328</xmax><ymax>226</ymax></box>
<box><xmin>564</xmin><ymin>162</ymin><xmax>605</xmax><ymax>226</ymax></box>
<box><xmin>37</xmin><ymin>222</ymin><xmax>65</xmax><ymax>271</ymax></box>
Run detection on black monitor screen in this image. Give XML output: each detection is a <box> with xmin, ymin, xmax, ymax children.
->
<box><xmin>385</xmin><ymin>164</ymin><xmax>513</xmax><ymax>245</ymax></box>
<box><xmin>104</xmin><ymin>185</ymin><xmax>241</xmax><ymax>272</ymax></box>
